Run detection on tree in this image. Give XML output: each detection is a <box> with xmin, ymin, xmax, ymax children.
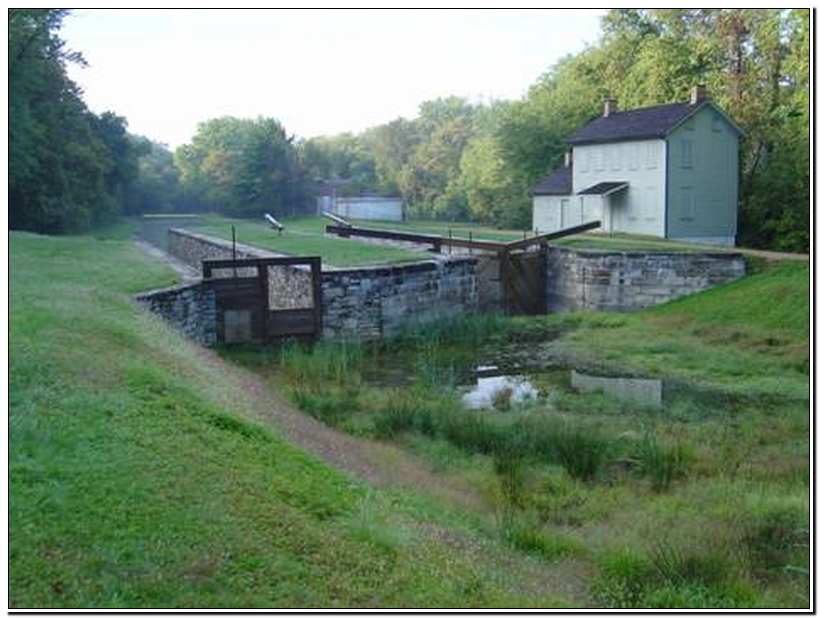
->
<box><xmin>9</xmin><ymin>9</ymin><xmax>144</xmax><ymax>232</ymax></box>
<box><xmin>175</xmin><ymin>116</ymin><xmax>307</xmax><ymax>218</ymax></box>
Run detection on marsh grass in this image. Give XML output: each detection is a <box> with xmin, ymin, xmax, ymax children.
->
<box><xmin>259</xmin><ymin>255</ymin><xmax>808</xmax><ymax>608</ymax></box>
<box><xmin>593</xmin><ymin>544</ymin><xmax>760</xmax><ymax>609</ymax></box>
<box><xmin>630</xmin><ymin>429</ymin><xmax>692</xmax><ymax>491</ymax></box>
<box><xmin>498</xmin><ymin>511</ymin><xmax>585</xmax><ymax>561</ymax></box>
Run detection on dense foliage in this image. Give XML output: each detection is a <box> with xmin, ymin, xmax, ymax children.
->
<box><xmin>9</xmin><ymin>10</ymin><xmax>142</xmax><ymax>233</ymax></box>
<box><xmin>8</xmin><ymin>9</ymin><xmax>810</xmax><ymax>250</ymax></box>
<box><xmin>174</xmin><ymin>117</ymin><xmax>307</xmax><ymax>218</ymax></box>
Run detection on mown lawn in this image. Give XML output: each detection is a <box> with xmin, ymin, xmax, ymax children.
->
<box><xmin>190</xmin><ymin>215</ymin><xmax>426</xmax><ymax>267</ymax></box>
<box><xmin>185</xmin><ymin>214</ymin><xmax>728</xmax><ymax>258</ymax></box>
<box><xmin>9</xmin><ymin>231</ymin><xmax>574</xmax><ymax>608</ymax></box>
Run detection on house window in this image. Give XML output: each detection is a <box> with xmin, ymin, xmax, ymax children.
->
<box><xmin>645</xmin><ymin>142</ymin><xmax>659</xmax><ymax>169</ymax></box>
<box><xmin>627</xmin><ymin>144</ymin><xmax>639</xmax><ymax>170</ymax></box>
<box><xmin>629</xmin><ymin>188</ymin><xmax>641</xmax><ymax>221</ymax></box>
<box><xmin>594</xmin><ymin>148</ymin><xmax>604</xmax><ymax>172</ymax></box>
<box><xmin>644</xmin><ymin>187</ymin><xmax>658</xmax><ymax>221</ymax></box>
<box><xmin>680</xmin><ymin>187</ymin><xmax>695</xmax><ymax>221</ymax></box>
<box><xmin>611</xmin><ymin>145</ymin><xmax>622</xmax><ymax>170</ymax></box>
<box><xmin>681</xmin><ymin>139</ymin><xmax>694</xmax><ymax>169</ymax></box>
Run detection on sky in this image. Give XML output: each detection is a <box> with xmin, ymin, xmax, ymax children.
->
<box><xmin>61</xmin><ymin>9</ymin><xmax>606</xmax><ymax>148</ymax></box>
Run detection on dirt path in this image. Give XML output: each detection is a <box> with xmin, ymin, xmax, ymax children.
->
<box><xmin>187</xmin><ymin>341</ymin><xmax>486</xmax><ymax>510</ymax></box>
<box><xmin>175</xmin><ymin>343</ymin><xmax>592</xmax><ymax>604</ymax></box>
<box><xmin>131</xmin><ymin>241</ymin><xmax>476</xmax><ymax>502</ymax></box>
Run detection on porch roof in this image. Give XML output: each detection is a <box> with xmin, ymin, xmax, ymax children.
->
<box><xmin>577</xmin><ymin>181</ymin><xmax>629</xmax><ymax>197</ymax></box>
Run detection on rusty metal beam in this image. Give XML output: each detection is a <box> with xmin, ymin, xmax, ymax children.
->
<box><xmin>504</xmin><ymin>221</ymin><xmax>601</xmax><ymax>251</ymax></box>
<box><xmin>325</xmin><ymin>224</ymin><xmax>506</xmax><ymax>251</ymax></box>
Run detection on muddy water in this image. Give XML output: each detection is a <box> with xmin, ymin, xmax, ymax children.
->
<box><xmin>361</xmin><ymin>337</ymin><xmax>674</xmax><ymax>410</ymax></box>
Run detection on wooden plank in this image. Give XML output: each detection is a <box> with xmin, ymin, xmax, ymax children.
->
<box><xmin>311</xmin><ymin>259</ymin><xmax>323</xmax><ymax>338</ymax></box>
<box><xmin>267</xmin><ymin>309</ymin><xmax>317</xmax><ymax>336</ymax></box>
<box><xmin>203</xmin><ymin>256</ymin><xmax>322</xmax><ymax>270</ymax></box>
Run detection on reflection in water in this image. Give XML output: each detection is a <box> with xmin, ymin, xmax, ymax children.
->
<box><xmin>570</xmin><ymin>370</ymin><xmax>663</xmax><ymax>407</ymax></box>
<box><xmin>461</xmin><ymin>366</ymin><xmax>538</xmax><ymax>409</ymax></box>
<box><xmin>358</xmin><ymin>337</ymin><xmax>671</xmax><ymax>412</ymax></box>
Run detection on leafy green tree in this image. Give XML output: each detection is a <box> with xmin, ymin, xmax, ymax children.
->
<box><xmin>124</xmin><ymin>138</ymin><xmax>183</xmax><ymax>213</ymax></box>
<box><xmin>9</xmin><ymin>9</ymin><xmax>144</xmax><ymax>232</ymax></box>
<box><xmin>175</xmin><ymin>116</ymin><xmax>306</xmax><ymax>218</ymax></box>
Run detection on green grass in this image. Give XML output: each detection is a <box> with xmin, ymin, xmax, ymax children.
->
<box><xmin>252</xmin><ymin>257</ymin><xmax>810</xmax><ymax>608</ymax></box>
<box><xmin>552</xmin><ymin>232</ymin><xmax>719</xmax><ymax>252</ymax></box>
<box><xmin>14</xmin><ymin>226</ymin><xmax>808</xmax><ymax>608</ymax></box>
<box><xmin>190</xmin><ymin>215</ymin><xmax>425</xmax><ymax>266</ymax></box>
<box><xmin>10</xmin><ymin>231</ymin><xmax>575</xmax><ymax>608</ymax></box>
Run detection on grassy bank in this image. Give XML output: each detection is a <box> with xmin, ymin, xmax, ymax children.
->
<box><xmin>240</xmin><ymin>259</ymin><xmax>810</xmax><ymax>609</ymax></box>
<box><xmin>9</xmin><ymin>232</ymin><xmax>575</xmax><ymax>608</ymax></box>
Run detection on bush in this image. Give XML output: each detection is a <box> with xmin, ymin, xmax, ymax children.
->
<box><xmin>371</xmin><ymin>387</ymin><xmax>445</xmax><ymax>439</ymax></box>
<box><xmin>552</xmin><ymin>425</ymin><xmax>610</xmax><ymax>481</ymax></box>
<box><xmin>493</xmin><ymin>451</ymin><xmax>526</xmax><ymax>509</ymax></box>
<box><xmin>290</xmin><ymin>385</ymin><xmax>356</xmax><ymax>426</ymax></box>
<box><xmin>649</xmin><ymin>540</ymin><xmax>728</xmax><ymax>587</ymax></box>
<box><xmin>593</xmin><ymin>544</ymin><xmax>752</xmax><ymax>609</ymax></box>
<box><xmin>593</xmin><ymin>549</ymin><xmax>655</xmax><ymax>608</ymax></box>
<box><xmin>631</xmin><ymin>430</ymin><xmax>692</xmax><ymax>491</ymax></box>
<box><xmin>505</xmin><ymin>523</ymin><xmax>583</xmax><ymax>561</ymax></box>
<box><xmin>740</xmin><ymin>502</ymin><xmax>809</xmax><ymax>573</ymax></box>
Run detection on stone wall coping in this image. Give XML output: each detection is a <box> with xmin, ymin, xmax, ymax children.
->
<box><xmin>325</xmin><ymin>256</ymin><xmax>477</xmax><ymax>278</ymax></box>
<box><xmin>168</xmin><ymin>227</ymin><xmax>281</xmax><ymax>257</ymax></box>
<box><xmin>169</xmin><ymin>226</ymin><xmax>477</xmax><ymax>275</ymax></box>
<box><xmin>135</xmin><ymin>280</ymin><xmax>206</xmax><ymax>301</ymax></box>
<box><xmin>549</xmin><ymin>245</ymin><xmax>744</xmax><ymax>260</ymax></box>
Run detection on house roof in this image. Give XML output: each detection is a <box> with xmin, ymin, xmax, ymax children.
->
<box><xmin>530</xmin><ymin>164</ymin><xmax>572</xmax><ymax>196</ymax></box>
<box><xmin>577</xmin><ymin>181</ymin><xmax>629</xmax><ymax>196</ymax></box>
<box><xmin>565</xmin><ymin>100</ymin><xmax>715</xmax><ymax>145</ymax></box>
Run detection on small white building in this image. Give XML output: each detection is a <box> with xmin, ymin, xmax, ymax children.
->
<box><xmin>318</xmin><ymin>194</ymin><xmax>404</xmax><ymax>222</ymax></box>
<box><xmin>531</xmin><ymin>85</ymin><xmax>743</xmax><ymax>246</ymax></box>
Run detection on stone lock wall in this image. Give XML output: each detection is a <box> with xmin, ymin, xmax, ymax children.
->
<box><xmin>168</xmin><ymin>228</ymin><xmax>314</xmax><ymax>309</ymax></box>
<box><xmin>135</xmin><ymin>282</ymin><xmax>217</xmax><ymax>346</ymax></box>
<box><xmin>161</xmin><ymin>228</ymin><xmax>479</xmax><ymax>342</ymax></box>
<box><xmin>321</xmin><ymin>258</ymin><xmax>478</xmax><ymax>340</ymax></box>
<box><xmin>545</xmin><ymin>246</ymin><xmax>746</xmax><ymax>312</ymax></box>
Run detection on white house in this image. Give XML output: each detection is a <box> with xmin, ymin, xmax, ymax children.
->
<box><xmin>531</xmin><ymin>85</ymin><xmax>743</xmax><ymax>246</ymax></box>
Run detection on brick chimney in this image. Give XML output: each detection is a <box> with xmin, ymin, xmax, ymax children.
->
<box><xmin>564</xmin><ymin>150</ymin><xmax>572</xmax><ymax>167</ymax></box>
<box><xmin>603</xmin><ymin>97</ymin><xmax>618</xmax><ymax>117</ymax></box>
<box><xmin>690</xmin><ymin>84</ymin><xmax>707</xmax><ymax>105</ymax></box>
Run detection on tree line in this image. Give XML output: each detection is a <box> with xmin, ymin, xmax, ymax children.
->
<box><xmin>9</xmin><ymin>9</ymin><xmax>810</xmax><ymax>251</ymax></box>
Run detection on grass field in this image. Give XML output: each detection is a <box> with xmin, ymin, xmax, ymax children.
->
<box><xmin>232</xmin><ymin>258</ymin><xmax>810</xmax><ymax>609</ymax></box>
<box><xmin>189</xmin><ymin>215</ymin><xmax>425</xmax><ymax>267</ymax></box>
<box><xmin>9</xmin><ymin>230</ymin><xmax>576</xmax><ymax>608</ymax></box>
<box><xmin>10</xmin><ymin>226</ymin><xmax>810</xmax><ymax>608</ymax></box>
<box><xmin>182</xmin><ymin>215</ymin><xmax>741</xmax><ymax>261</ymax></box>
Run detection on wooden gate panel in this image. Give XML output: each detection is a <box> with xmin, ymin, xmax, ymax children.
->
<box><xmin>501</xmin><ymin>249</ymin><xmax>546</xmax><ymax>315</ymax></box>
<box><xmin>203</xmin><ymin>256</ymin><xmax>323</xmax><ymax>343</ymax></box>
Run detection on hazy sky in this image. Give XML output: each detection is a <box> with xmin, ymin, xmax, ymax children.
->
<box><xmin>62</xmin><ymin>9</ymin><xmax>605</xmax><ymax>148</ymax></box>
